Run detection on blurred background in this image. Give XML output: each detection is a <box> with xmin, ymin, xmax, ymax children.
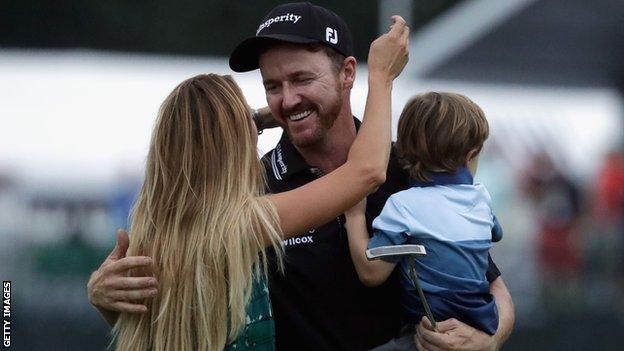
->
<box><xmin>1</xmin><ymin>0</ymin><xmax>623</xmax><ymax>349</ymax></box>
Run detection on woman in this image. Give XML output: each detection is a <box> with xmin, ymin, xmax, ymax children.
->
<box><xmin>112</xmin><ymin>17</ymin><xmax>408</xmax><ymax>351</ymax></box>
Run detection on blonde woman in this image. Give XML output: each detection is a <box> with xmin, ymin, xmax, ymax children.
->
<box><xmin>97</xmin><ymin>17</ymin><xmax>408</xmax><ymax>351</ymax></box>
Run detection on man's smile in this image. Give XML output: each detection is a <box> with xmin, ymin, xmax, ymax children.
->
<box><xmin>287</xmin><ymin>109</ymin><xmax>313</xmax><ymax>122</ymax></box>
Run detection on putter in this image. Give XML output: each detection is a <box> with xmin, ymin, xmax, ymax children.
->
<box><xmin>366</xmin><ymin>244</ymin><xmax>438</xmax><ymax>331</ymax></box>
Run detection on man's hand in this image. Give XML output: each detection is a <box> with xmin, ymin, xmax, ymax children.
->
<box><xmin>414</xmin><ymin>317</ymin><xmax>498</xmax><ymax>351</ymax></box>
<box><xmin>87</xmin><ymin>229</ymin><xmax>158</xmax><ymax>326</ymax></box>
<box><xmin>253</xmin><ymin>106</ymin><xmax>282</xmax><ymax>131</ymax></box>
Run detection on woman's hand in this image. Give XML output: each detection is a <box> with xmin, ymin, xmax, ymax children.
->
<box><xmin>367</xmin><ymin>15</ymin><xmax>410</xmax><ymax>82</ymax></box>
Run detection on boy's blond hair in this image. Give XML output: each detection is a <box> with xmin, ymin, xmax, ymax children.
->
<box><xmin>396</xmin><ymin>92</ymin><xmax>489</xmax><ymax>182</ymax></box>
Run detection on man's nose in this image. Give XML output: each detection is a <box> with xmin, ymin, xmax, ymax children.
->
<box><xmin>281</xmin><ymin>84</ymin><xmax>302</xmax><ymax>111</ymax></box>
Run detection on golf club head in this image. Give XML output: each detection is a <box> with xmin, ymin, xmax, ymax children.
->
<box><xmin>365</xmin><ymin>244</ymin><xmax>426</xmax><ymax>261</ymax></box>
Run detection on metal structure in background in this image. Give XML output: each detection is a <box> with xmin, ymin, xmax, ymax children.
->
<box><xmin>410</xmin><ymin>0</ymin><xmax>624</xmax><ymax>88</ymax></box>
<box><xmin>407</xmin><ymin>0</ymin><xmax>537</xmax><ymax>78</ymax></box>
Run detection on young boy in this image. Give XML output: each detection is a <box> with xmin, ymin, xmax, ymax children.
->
<box><xmin>345</xmin><ymin>92</ymin><xmax>502</xmax><ymax>349</ymax></box>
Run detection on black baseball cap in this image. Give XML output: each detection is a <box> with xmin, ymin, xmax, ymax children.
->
<box><xmin>229</xmin><ymin>2</ymin><xmax>353</xmax><ymax>72</ymax></box>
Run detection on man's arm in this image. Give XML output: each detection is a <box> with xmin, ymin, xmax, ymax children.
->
<box><xmin>252</xmin><ymin>106</ymin><xmax>281</xmax><ymax>131</ymax></box>
<box><xmin>490</xmin><ymin>276</ymin><xmax>515</xmax><ymax>346</ymax></box>
<box><xmin>414</xmin><ymin>276</ymin><xmax>515</xmax><ymax>351</ymax></box>
<box><xmin>87</xmin><ymin>230</ymin><xmax>159</xmax><ymax>327</ymax></box>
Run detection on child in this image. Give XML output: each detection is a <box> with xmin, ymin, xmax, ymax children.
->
<box><xmin>345</xmin><ymin>92</ymin><xmax>502</xmax><ymax>349</ymax></box>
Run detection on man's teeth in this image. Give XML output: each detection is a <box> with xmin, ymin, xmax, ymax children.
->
<box><xmin>288</xmin><ymin>110</ymin><xmax>312</xmax><ymax>121</ymax></box>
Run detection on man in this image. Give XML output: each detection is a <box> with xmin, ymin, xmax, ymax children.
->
<box><xmin>88</xmin><ymin>2</ymin><xmax>514</xmax><ymax>350</ymax></box>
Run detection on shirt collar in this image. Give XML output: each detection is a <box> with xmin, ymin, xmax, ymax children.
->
<box><xmin>269</xmin><ymin>117</ymin><xmax>361</xmax><ymax>181</ymax></box>
<box><xmin>410</xmin><ymin>167</ymin><xmax>474</xmax><ymax>187</ymax></box>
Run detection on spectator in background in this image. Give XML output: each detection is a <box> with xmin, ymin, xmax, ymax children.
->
<box><xmin>591</xmin><ymin>147</ymin><xmax>624</xmax><ymax>313</ymax></box>
<box><xmin>109</xmin><ymin>171</ymin><xmax>141</xmax><ymax>231</ymax></box>
<box><xmin>524</xmin><ymin>152</ymin><xmax>582</xmax><ymax>312</ymax></box>
<box><xmin>594</xmin><ymin>148</ymin><xmax>624</xmax><ymax>224</ymax></box>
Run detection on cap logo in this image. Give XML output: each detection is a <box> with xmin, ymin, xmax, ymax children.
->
<box><xmin>325</xmin><ymin>27</ymin><xmax>338</xmax><ymax>44</ymax></box>
<box><xmin>256</xmin><ymin>13</ymin><xmax>302</xmax><ymax>35</ymax></box>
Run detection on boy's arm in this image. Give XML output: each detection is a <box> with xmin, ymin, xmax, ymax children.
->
<box><xmin>344</xmin><ymin>200</ymin><xmax>396</xmax><ymax>287</ymax></box>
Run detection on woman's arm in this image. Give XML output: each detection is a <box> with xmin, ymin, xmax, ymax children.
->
<box><xmin>268</xmin><ymin>16</ymin><xmax>409</xmax><ymax>238</ymax></box>
<box><xmin>344</xmin><ymin>200</ymin><xmax>396</xmax><ymax>286</ymax></box>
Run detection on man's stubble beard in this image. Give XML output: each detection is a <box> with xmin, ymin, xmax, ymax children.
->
<box><xmin>287</xmin><ymin>85</ymin><xmax>344</xmax><ymax>149</ymax></box>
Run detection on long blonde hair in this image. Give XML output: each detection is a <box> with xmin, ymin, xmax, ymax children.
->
<box><xmin>113</xmin><ymin>74</ymin><xmax>283</xmax><ymax>350</ymax></box>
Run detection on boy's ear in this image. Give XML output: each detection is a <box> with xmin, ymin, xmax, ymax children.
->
<box><xmin>466</xmin><ymin>148</ymin><xmax>480</xmax><ymax>163</ymax></box>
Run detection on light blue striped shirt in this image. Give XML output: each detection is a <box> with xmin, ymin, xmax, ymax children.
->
<box><xmin>368</xmin><ymin>167</ymin><xmax>501</xmax><ymax>334</ymax></box>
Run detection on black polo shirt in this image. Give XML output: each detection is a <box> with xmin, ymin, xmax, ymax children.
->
<box><xmin>262</xmin><ymin>119</ymin><xmax>501</xmax><ymax>351</ymax></box>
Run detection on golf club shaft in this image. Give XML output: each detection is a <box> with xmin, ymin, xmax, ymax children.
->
<box><xmin>408</xmin><ymin>257</ymin><xmax>437</xmax><ymax>331</ymax></box>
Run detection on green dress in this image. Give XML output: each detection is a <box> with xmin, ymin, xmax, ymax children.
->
<box><xmin>224</xmin><ymin>277</ymin><xmax>275</xmax><ymax>351</ymax></box>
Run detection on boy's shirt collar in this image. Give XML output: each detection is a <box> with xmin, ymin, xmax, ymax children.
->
<box><xmin>410</xmin><ymin>167</ymin><xmax>474</xmax><ymax>187</ymax></box>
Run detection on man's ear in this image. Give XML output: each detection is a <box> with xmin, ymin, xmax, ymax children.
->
<box><xmin>341</xmin><ymin>56</ymin><xmax>357</xmax><ymax>90</ymax></box>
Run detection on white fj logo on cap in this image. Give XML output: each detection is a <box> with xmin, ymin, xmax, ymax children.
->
<box><xmin>326</xmin><ymin>27</ymin><xmax>338</xmax><ymax>44</ymax></box>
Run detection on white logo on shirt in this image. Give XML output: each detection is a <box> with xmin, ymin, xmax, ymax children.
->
<box><xmin>282</xmin><ymin>235</ymin><xmax>314</xmax><ymax>247</ymax></box>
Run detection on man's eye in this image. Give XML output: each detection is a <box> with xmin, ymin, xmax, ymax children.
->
<box><xmin>264</xmin><ymin>85</ymin><xmax>278</xmax><ymax>93</ymax></box>
<box><xmin>294</xmin><ymin>77</ymin><xmax>312</xmax><ymax>85</ymax></box>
